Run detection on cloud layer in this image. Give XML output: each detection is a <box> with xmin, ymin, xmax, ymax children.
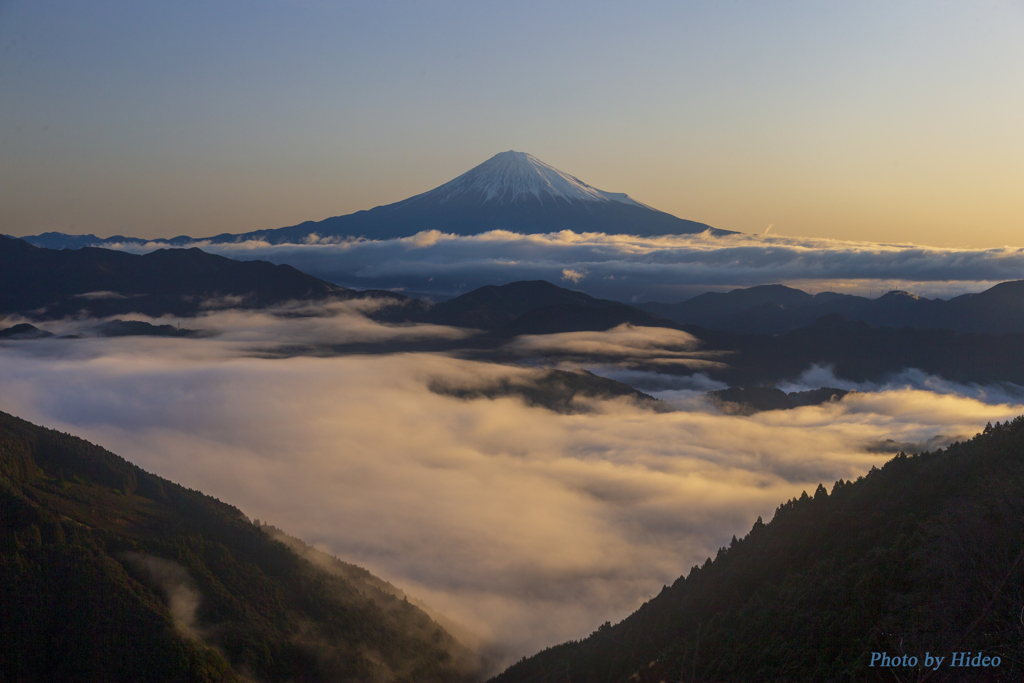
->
<box><xmin>106</xmin><ymin>230</ymin><xmax>1024</xmax><ymax>301</ymax></box>
<box><xmin>1</xmin><ymin>317</ymin><xmax>1021</xmax><ymax>670</ymax></box>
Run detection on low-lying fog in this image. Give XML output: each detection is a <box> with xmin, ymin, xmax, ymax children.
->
<box><xmin>2</xmin><ymin>308</ymin><xmax>1021</xmax><ymax>669</ymax></box>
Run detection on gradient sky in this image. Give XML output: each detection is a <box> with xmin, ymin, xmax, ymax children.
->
<box><xmin>2</xmin><ymin>1</ymin><xmax>1022</xmax><ymax>247</ymax></box>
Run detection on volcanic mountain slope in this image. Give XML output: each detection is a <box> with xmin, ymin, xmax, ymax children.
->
<box><xmin>17</xmin><ymin>152</ymin><xmax>728</xmax><ymax>248</ymax></box>
<box><xmin>491</xmin><ymin>418</ymin><xmax>1024</xmax><ymax>683</ymax></box>
<box><xmin>0</xmin><ymin>410</ymin><xmax>480</xmax><ymax>682</ymax></box>
<box><xmin>262</xmin><ymin>151</ymin><xmax>726</xmax><ymax>242</ymax></box>
<box><xmin>0</xmin><ymin>235</ymin><xmax>403</xmax><ymax>319</ymax></box>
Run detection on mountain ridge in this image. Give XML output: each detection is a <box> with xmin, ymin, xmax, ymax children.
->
<box><xmin>0</xmin><ymin>409</ymin><xmax>481</xmax><ymax>682</ymax></box>
<box><xmin>490</xmin><ymin>417</ymin><xmax>1024</xmax><ymax>682</ymax></box>
<box><xmin>638</xmin><ymin>281</ymin><xmax>1024</xmax><ymax>334</ymax></box>
<box><xmin>0</xmin><ymin>235</ymin><xmax>402</xmax><ymax>320</ymax></box>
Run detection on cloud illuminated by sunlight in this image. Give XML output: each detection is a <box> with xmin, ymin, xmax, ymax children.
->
<box><xmin>1</xmin><ymin>315</ymin><xmax>1020</xmax><ymax>669</ymax></box>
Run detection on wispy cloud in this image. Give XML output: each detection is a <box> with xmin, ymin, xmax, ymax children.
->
<box><xmin>0</xmin><ymin>300</ymin><xmax>466</xmax><ymax>359</ymax></box>
<box><xmin>121</xmin><ymin>553</ymin><xmax>203</xmax><ymax>638</ymax></box>
<box><xmin>560</xmin><ymin>268</ymin><xmax>586</xmax><ymax>284</ymax></box>
<box><xmin>504</xmin><ymin>324</ymin><xmax>729</xmax><ymax>371</ymax></box>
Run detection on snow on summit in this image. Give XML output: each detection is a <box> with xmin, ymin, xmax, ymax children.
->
<box><xmin>422</xmin><ymin>151</ymin><xmax>649</xmax><ymax>208</ymax></box>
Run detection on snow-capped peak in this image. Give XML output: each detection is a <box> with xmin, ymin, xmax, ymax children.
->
<box><xmin>422</xmin><ymin>151</ymin><xmax>649</xmax><ymax>208</ymax></box>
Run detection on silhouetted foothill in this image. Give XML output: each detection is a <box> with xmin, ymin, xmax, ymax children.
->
<box><xmin>638</xmin><ymin>280</ymin><xmax>1024</xmax><ymax>335</ymax></box>
<box><xmin>89</xmin><ymin>319</ymin><xmax>206</xmax><ymax>338</ymax></box>
<box><xmin>0</xmin><ymin>411</ymin><xmax>482</xmax><ymax>682</ymax></box>
<box><xmin>0</xmin><ymin>235</ymin><xmax>360</xmax><ymax>320</ymax></box>
<box><xmin>491</xmin><ymin>418</ymin><xmax>1024</xmax><ymax>683</ymax></box>
<box><xmin>708</xmin><ymin>386</ymin><xmax>849</xmax><ymax>414</ymax></box>
<box><xmin>0</xmin><ymin>323</ymin><xmax>54</xmax><ymax>339</ymax></box>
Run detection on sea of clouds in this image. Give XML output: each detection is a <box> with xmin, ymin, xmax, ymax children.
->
<box><xmin>102</xmin><ymin>230</ymin><xmax>1024</xmax><ymax>301</ymax></box>
<box><xmin>2</xmin><ymin>307</ymin><xmax>1022</xmax><ymax>671</ymax></box>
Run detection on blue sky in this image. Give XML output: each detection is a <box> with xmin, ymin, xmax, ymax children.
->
<box><xmin>2</xmin><ymin>1</ymin><xmax>1023</xmax><ymax>246</ymax></box>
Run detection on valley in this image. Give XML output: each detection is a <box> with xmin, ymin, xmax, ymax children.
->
<box><xmin>4</xmin><ymin>238</ymin><xmax>1024</xmax><ymax>679</ymax></box>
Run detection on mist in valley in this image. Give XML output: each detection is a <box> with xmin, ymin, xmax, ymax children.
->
<box><xmin>1</xmin><ymin>307</ymin><xmax>1020</xmax><ymax>668</ymax></box>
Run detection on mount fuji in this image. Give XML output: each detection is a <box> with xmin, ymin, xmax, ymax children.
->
<box><xmin>20</xmin><ymin>152</ymin><xmax>730</xmax><ymax>249</ymax></box>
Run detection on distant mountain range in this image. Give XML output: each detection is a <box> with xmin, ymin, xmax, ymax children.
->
<box><xmin>638</xmin><ymin>281</ymin><xmax>1024</xmax><ymax>334</ymax></box>
<box><xmin>384</xmin><ymin>281</ymin><xmax>1024</xmax><ymax>387</ymax></box>
<box><xmin>491</xmin><ymin>418</ymin><xmax>1024</xmax><ymax>682</ymax></box>
<box><xmin>14</xmin><ymin>152</ymin><xmax>728</xmax><ymax>249</ymax></box>
<box><xmin>12</xmin><ymin>231</ymin><xmax>1024</xmax><ymax>337</ymax></box>
<box><xmin>0</xmin><ymin>235</ymin><xmax>378</xmax><ymax>319</ymax></box>
<box><xmin>353</xmin><ymin>281</ymin><xmax>1024</xmax><ymax>387</ymax></box>
<box><xmin>671</xmin><ymin>314</ymin><xmax>1024</xmax><ymax>386</ymax></box>
<box><xmin>0</xmin><ymin>410</ymin><xmax>479</xmax><ymax>682</ymax></box>
<box><xmin>6</xmin><ymin>237</ymin><xmax>1024</xmax><ymax>388</ymax></box>
<box><xmin>393</xmin><ymin>279</ymin><xmax>1024</xmax><ymax>384</ymax></box>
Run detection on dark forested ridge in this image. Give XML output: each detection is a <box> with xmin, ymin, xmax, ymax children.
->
<box><xmin>0</xmin><ymin>411</ymin><xmax>479</xmax><ymax>683</ymax></box>
<box><xmin>10</xmin><ymin>228</ymin><xmax>1024</xmax><ymax>340</ymax></box>
<box><xmin>379</xmin><ymin>282</ymin><xmax>1024</xmax><ymax>387</ymax></box>
<box><xmin>707</xmin><ymin>386</ymin><xmax>850</xmax><ymax>414</ymax></box>
<box><xmin>8</xmin><ymin>239</ymin><xmax>1024</xmax><ymax>389</ymax></box>
<box><xmin>638</xmin><ymin>281</ymin><xmax>1024</xmax><ymax>335</ymax></box>
<box><xmin>491</xmin><ymin>419</ymin><xmax>1024</xmax><ymax>683</ymax></box>
<box><xmin>404</xmin><ymin>281</ymin><xmax>679</xmax><ymax>334</ymax></box>
<box><xmin>0</xmin><ymin>323</ymin><xmax>53</xmax><ymax>340</ymax></box>
<box><xmin>410</xmin><ymin>280</ymin><xmax>612</xmax><ymax>330</ymax></box>
<box><xmin>695</xmin><ymin>314</ymin><xmax>1024</xmax><ymax>386</ymax></box>
<box><xmin>0</xmin><ymin>235</ymin><xmax>367</xmax><ymax>319</ymax></box>
<box><xmin>429</xmin><ymin>368</ymin><xmax>669</xmax><ymax>414</ymax></box>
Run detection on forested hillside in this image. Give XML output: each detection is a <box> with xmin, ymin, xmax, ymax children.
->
<box><xmin>492</xmin><ymin>419</ymin><xmax>1024</xmax><ymax>682</ymax></box>
<box><xmin>0</xmin><ymin>411</ymin><xmax>479</xmax><ymax>683</ymax></box>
